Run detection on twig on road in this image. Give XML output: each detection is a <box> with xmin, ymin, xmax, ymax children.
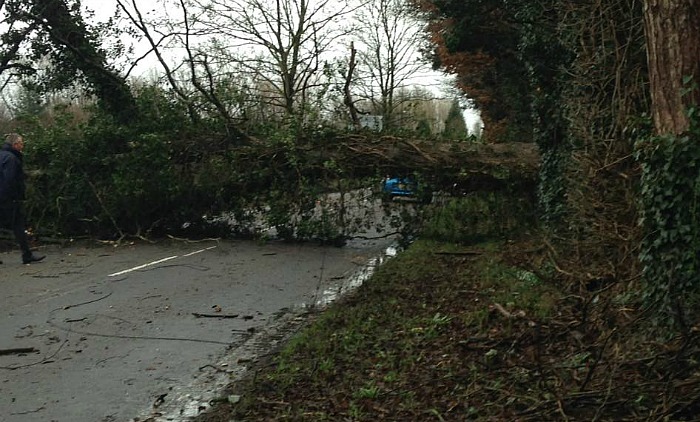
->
<box><xmin>0</xmin><ymin>347</ymin><xmax>38</xmax><ymax>356</ymax></box>
<box><xmin>192</xmin><ymin>312</ymin><xmax>240</xmax><ymax>319</ymax></box>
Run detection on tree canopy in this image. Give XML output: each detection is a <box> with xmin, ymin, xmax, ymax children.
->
<box><xmin>0</xmin><ymin>0</ymin><xmax>136</xmax><ymax>123</ymax></box>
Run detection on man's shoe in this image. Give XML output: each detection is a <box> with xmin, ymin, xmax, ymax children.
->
<box><xmin>22</xmin><ymin>253</ymin><xmax>45</xmax><ymax>264</ymax></box>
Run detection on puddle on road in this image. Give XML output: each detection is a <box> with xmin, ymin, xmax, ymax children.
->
<box><xmin>303</xmin><ymin>245</ymin><xmax>398</xmax><ymax>309</ymax></box>
<box><xmin>139</xmin><ymin>244</ymin><xmax>398</xmax><ymax>422</ymax></box>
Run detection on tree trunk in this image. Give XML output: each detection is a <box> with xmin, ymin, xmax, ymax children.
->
<box><xmin>343</xmin><ymin>42</ymin><xmax>361</xmax><ymax>129</ymax></box>
<box><xmin>643</xmin><ymin>0</ymin><xmax>700</xmax><ymax>135</ymax></box>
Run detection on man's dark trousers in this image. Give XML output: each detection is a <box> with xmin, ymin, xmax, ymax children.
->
<box><xmin>0</xmin><ymin>202</ymin><xmax>32</xmax><ymax>258</ymax></box>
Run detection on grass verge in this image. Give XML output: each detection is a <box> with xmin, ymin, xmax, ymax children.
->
<box><xmin>194</xmin><ymin>231</ymin><xmax>700</xmax><ymax>421</ymax></box>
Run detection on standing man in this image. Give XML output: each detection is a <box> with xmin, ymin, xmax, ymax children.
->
<box><xmin>0</xmin><ymin>133</ymin><xmax>45</xmax><ymax>264</ymax></box>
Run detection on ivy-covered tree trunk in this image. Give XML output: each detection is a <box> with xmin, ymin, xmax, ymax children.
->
<box><xmin>638</xmin><ymin>0</ymin><xmax>700</xmax><ymax>334</ymax></box>
<box><xmin>643</xmin><ymin>0</ymin><xmax>700</xmax><ymax>135</ymax></box>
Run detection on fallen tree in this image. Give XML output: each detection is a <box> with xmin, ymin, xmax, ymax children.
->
<box><xmin>229</xmin><ymin>133</ymin><xmax>540</xmax><ymax>194</ymax></box>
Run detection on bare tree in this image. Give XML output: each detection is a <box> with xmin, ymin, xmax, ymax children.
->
<box><xmin>186</xmin><ymin>0</ymin><xmax>357</xmax><ymax>124</ymax></box>
<box><xmin>118</xmin><ymin>0</ymin><xmax>358</xmax><ymax>130</ymax></box>
<box><xmin>115</xmin><ymin>0</ymin><xmax>261</xmax><ymax>142</ymax></box>
<box><xmin>353</xmin><ymin>0</ymin><xmax>430</xmax><ymax>130</ymax></box>
<box><xmin>342</xmin><ymin>41</ymin><xmax>361</xmax><ymax>129</ymax></box>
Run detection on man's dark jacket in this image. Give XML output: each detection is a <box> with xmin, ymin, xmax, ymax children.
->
<box><xmin>0</xmin><ymin>142</ymin><xmax>26</xmax><ymax>203</ymax></box>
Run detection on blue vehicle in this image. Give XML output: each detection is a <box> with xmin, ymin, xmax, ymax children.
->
<box><xmin>382</xmin><ymin>176</ymin><xmax>435</xmax><ymax>203</ymax></box>
<box><xmin>383</xmin><ymin>177</ymin><xmax>416</xmax><ymax>197</ymax></box>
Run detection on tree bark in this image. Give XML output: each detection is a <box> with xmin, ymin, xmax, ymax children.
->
<box><xmin>643</xmin><ymin>0</ymin><xmax>700</xmax><ymax>135</ymax></box>
<box><xmin>343</xmin><ymin>42</ymin><xmax>361</xmax><ymax>129</ymax></box>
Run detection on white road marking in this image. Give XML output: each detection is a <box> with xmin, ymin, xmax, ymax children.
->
<box><xmin>107</xmin><ymin>256</ymin><xmax>179</xmax><ymax>277</ymax></box>
<box><xmin>183</xmin><ymin>246</ymin><xmax>218</xmax><ymax>257</ymax></box>
<box><xmin>107</xmin><ymin>245</ymin><xmax>219</xmax><ymax>277</ymax></box>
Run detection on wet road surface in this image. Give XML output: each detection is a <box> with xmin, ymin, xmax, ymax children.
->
<box><xmin>0</xmin><ymin>237</ymin><xmax>393</xmax><ymax>421</ymax></box>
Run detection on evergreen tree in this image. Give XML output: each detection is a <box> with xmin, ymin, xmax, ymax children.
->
<box><xmin>443</xmin><ymin>99</ymin><xmax>466</xmax><ymax>139</ymax></box>
<box><xmin>0</xmin><ymin>0</ymin><xmax>136</xmax><ymax>126</ymax></box>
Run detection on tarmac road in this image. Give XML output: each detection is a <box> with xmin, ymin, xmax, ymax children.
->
<box><xmin>0</xmin><ymin>236</ymin><xmax>394</xmax><ymax>422</ymax></box>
